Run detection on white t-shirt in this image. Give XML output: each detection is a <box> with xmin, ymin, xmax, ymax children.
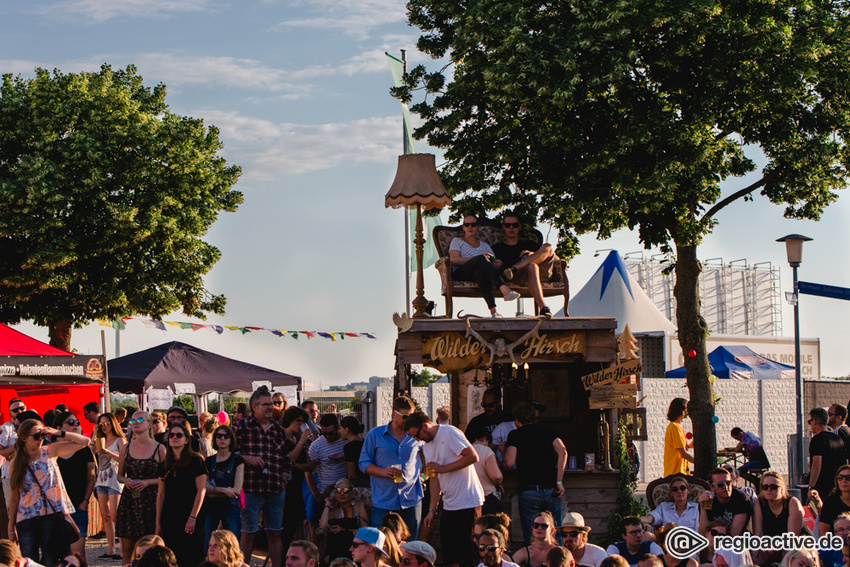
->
<box><xmin>0</xmin><ymin>421</ymin><xmax>17</xmax><ymax>478</ymax></box>
<box><xmin>473</xmin><ymin>442</ymin><xmax>498</xmax><ymax>496</ymax></box>
<box><xmin>491</xmin><ymin>421</ymin><xmax>516</xmax><ymax>466</ymax></box>
<box><xmin>574</xmin><ymin>544</ymin><xmax>607</xmax><ymax>567</ymax></box>
<box><xmin>422</xmin><ymin>424</ymin><xmax>484</xmax><ymax>511</ymax></box>
<box><xmin>477</xmin><ymin>561</ymin><xmax>519</xmax><ymax>567</ymax></box>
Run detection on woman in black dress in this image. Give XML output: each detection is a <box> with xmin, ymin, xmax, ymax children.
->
<box><xmin>155</xmin><ymin>422</ymin><xmax>207</xmax><ymax>567</ymax></box>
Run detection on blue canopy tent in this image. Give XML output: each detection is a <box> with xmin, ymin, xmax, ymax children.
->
<box><xmin>665</xmin><ymin>345</ymin><xmax>795</xmax><ymax>379</ymax></box>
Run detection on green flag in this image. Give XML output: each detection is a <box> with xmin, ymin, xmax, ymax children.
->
<box><xmin>386</xmin><ymin>52</ymin><xmax>445</xmax><ymax>272</ymax></box>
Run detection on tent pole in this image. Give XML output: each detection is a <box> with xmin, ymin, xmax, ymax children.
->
<box><xmin>100</xmin><ymin>330</ymin><xmax>110</xmax><ymax>411</ymax></box>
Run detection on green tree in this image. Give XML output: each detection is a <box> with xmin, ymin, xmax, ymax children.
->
<box><xmin>399</xmin><ymin>0</ymin><xmax>850</xmax><ymax>475</ymax></box>
<box><xmin>410</xmin><ymin>367</ymin><xmax>443</xmax><ymax>387</ymax></box>
<box><xmin>0</xmin><ymin>65</ymin><xmax>242</xmax><ymax>350</ymax></box>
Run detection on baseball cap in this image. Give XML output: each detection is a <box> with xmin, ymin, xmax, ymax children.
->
<box><xmin>166</xmin><ymin>406</ymin><xmax>189</xmax><ymax>418</ymax></box>
<box><xmin>353</xmin><ymin>527</ymin><xmax>388</xmax><ymax>558</ymax></box>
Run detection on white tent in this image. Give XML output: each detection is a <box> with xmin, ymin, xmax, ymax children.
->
<box><xmin>558</xmin><ymin>250</ymin><xmax>677</xmax><ymax>334</ymax></box>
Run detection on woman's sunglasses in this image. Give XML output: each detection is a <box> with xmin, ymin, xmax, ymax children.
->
<box><xmin>128</xmin><ymin>417</ymin><xmax>146</xmax><ymax>425</ymax></box>
<box><xmin>335</xmin><ymin>487</ymin><xmax>352</xmax><ymax>494</ymax></box>
<box><xmin>64</xmin><ymin>419</ymin><xmax>80</xmax><ymax>427</ymax></box>
<box><xmin>214</xmin><ymin>433</ymin><xmax>230</xmax><ymax>439</ymax></box>
<box><xmin>168</xmin><ymin>432</ymin><xmax>185</xmax><ymax>439</ymax></box>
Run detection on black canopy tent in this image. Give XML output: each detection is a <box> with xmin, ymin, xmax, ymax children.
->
<box><xmin>108</xmin><ymin>341</ymin><xmax>301</xmax><ymax>395</ymax></box>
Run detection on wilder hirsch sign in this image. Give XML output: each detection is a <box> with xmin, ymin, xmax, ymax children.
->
<box><xmin>422</xmin><ymin>331</ymin><xmax>586</xmax><ymax>373</ymax></box>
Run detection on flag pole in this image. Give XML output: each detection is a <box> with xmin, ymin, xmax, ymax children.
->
<box><xmin>402</xmin><ymin>49</ymin><xmax>411</xmax><ymax>317</ymax></box>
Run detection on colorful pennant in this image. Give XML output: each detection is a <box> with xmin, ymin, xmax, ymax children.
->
<box><xmin>96</xmin><ymin>318</ymin><xmax>376</xmax><ymax>341</ymax></box>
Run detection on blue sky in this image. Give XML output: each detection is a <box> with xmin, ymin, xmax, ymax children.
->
<box><xmin>4</xmin><ymin>0</ymin><xmax>849</xmax><ymax>386</ymax></box>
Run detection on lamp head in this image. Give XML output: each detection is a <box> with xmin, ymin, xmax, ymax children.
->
<box><xmin>776</xmin><ymin>234</ymin><xmax>812</xmax><ymax>267</ymax></box>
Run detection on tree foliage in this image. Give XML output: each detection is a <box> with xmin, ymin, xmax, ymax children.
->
<box><xmin>0</xmin><ymin>65</ymin><xmax>242</xmax><ymax>349</ymax></box>
<box><xmin>399</xmin><ymin>0</ymin><xmax>850</xmax><ymax>475</ymax></box>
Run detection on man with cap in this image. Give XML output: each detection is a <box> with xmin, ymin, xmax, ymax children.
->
<box><xmin>154</xmin><ymin>406</ymin><xmax>201</xmax><ymax>452</ymax></box>
<box><xmin>350</xmin><ymin>527</ymin><xmax>390</xmax><ymax>567</ymax></box>
<box><xmin>400</xmin><ymin>541</ymin><xmax>437</xmax><ymax>567</ymax></box>
<box><xmin>559</xmin><ymin>513</ymin><xmax>606</xmax><ymax>567</ymax></box>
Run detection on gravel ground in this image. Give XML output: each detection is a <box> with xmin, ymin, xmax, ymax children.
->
<box><xmin>83</xmin><ymin>533</ymin><xmax>269</xmax><ymax>567</ymax></box>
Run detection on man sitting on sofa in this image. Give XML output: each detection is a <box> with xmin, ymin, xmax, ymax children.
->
<box><xmin>492</xmin><ymin>211</ymin><xmax>556</xmax><ymax>316</ymax></box>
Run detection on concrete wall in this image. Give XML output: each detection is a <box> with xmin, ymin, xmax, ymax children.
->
<box><xmin>637</xmin><ymin>377</ymin><xmax>797</xmax><ymax>483</ymax></box>
<box><xmin>370</xmin><ymin>383</ymin><xmax>451</xmax><ymax>429</ymax></box>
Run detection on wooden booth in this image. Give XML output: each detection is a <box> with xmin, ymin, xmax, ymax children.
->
<box><xmin>394</xmin><ymin>315</ymin><xmax>642</xmax><ymax>542</ymax></box>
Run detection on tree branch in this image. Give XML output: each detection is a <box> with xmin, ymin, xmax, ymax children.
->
<box><xmin>702</xmin><ymin>177</ymin><xmax>767</xmax><ymax>221</ymax></box>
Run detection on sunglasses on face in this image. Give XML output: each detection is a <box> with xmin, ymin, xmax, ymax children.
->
<box><xmin>533</xmin><ymin>522</ymin><xmax>551</xmax><ymax>530</ymax></box>
<box><xmin>152</xmin><ymin>419</ymin><xmax>161</xmax><ymax>424</ymax></box>
<box><xmin>711</xmin><ymin>480</ymin><xmax>732</xmax><ymax>488</ymax></box>
<box><xmin>463</xmin><ymin>222</ymin><xmax>478</xmax><ymax>227</ymax></box>
<box><xmin>561</xmin><ymin>530</ymin><xmax>580</xmax><ymax>538</ymax></box>
<box><xmin>350</xmin><ymin>542</ymin><xmax>366</xmax><ymax>549</ymax></box>
<box><xmin>215</xmin><ymin>433</ymin><xmax>230</xmax><ymax>439</ymax></box>
<box><xmin>709</xmin><ymin>529</ymin><xmax>726</xmax><ymax>537</ymax></box>
<box><xmin>394</xmin><ymin>410</ymin><xmax>412</xmax><ymax>419</ymax></box>
<box><xmin>58</xmin><ymin>560</ymin><xmax>79</xmax><ymax>567</ymax></box>
<box><xmin>128</xmin><ymin>417</ymin><xmax>145</xmax><ymax>425</ymax></box>
<box><xmin>30</xmin><ymin>431</ymin><xmax>48</xmax><ymax>439</ymax></box>
<box><xmin>65</xmin><ymin>419</ymin><xmax>80</xmax><ymax>427</ymax></box>
<box><xmin>335</xmin><ymin>487</ymin><xmax>352</xmax><ymax>494</ymax></box>
<box><xmin>761</xmin><ymin>484</ymin><xmax>779</xmax><ymax>491</ymax></box>
<box><xmin>481</xmin><ymin>402</ymin><xmax>496</xmax><ymax>409</ymax></box>
<box><xmin>273</xmin><ymin>400</ymin><xmax>283</xmax><ymax>406</ymax></box>
<box><xmin>478</xmin><ymin>545</ymin><xmax>498</xmax><ymax>552</ymax></box>
<box><xmin>10</xmin><ymin>406</ymin><xmax>24</xmax><ymax>414</ymax></box>
<box><xmin>670</xmin><ymin>485</ymin><xmax>688</xmax><ymax>492</ymax></box>
<box><xmin>839</xmin><ymin>474</ymin><xmax>850</xmax><ymax>481</ymax></box>
<box><xmin>168</xmin><ymin>432</ymin><xmax>185</xmax><ymax>439</ymax></box>
<box><xmin>503</xmin><ymin>222</ymin><xmax>520</xmax><ymax>228</ymax></box>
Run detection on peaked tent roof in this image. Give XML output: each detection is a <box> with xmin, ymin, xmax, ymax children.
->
<box><xmin>0</xmin><ymin>323</ymin><xmax>74</xmax><ymax>356</ymax></box>
<box><xmin>557</xmin><ymin>250</ymin><xmax>676</xmax><ymax>334</ymax></box>
<box><xmin>665</xmin><ymin>345</ymin><xmax>795</xmax><ymax>379</ymax></box>
<box><xmin>108</xmin><ymin>341</ymin><xmax>301</xmax><ymax>395</ymax></box>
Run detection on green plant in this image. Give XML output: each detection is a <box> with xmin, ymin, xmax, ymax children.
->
<box><xmin>172</xmin><ymin>395</ymin><xmax>196</xmax><ymax>414</ymax></box>
<box><xmin>602</xmin><ymin>422</ymin><xmax>649</xmax><ymax>548</ymax></box>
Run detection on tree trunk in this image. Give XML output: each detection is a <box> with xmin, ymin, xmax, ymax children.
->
<box><xmin>674</xmin><ymin>243</ymin><xmax>717</xmax><ymax>478</ymax></box>
<box><xmin>48</xmin><ymin>320</ymin><xmax>73</xmax><ymax>352</ymax></box>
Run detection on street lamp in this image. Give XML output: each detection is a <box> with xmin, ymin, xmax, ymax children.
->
<box><xmin>776</xmin><ymin>233</ymin><xmax>812</xmax><ymax>484</ymax></box>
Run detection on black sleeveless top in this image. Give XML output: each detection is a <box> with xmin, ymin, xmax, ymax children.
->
<box><xmin>759</xmin><ymin>497</ymin><xmax>790</xmax><ymax>536</ymax></box>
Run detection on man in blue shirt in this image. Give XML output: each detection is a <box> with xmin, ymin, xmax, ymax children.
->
<box><xmin>359</xmin><ymin>396</ymin><xmax>424</xmax><ymax>536</ymax></box>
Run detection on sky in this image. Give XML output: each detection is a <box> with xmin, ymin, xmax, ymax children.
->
<box><xmin>3</xmin><ymin>0</ymin><xmax>849</xmax><ymax>388</ymax></box>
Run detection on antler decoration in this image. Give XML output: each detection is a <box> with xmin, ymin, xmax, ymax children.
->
<box><xmin>459</xmin><ymin>313</ymin><xmax>551</xmax><ymax>367</ymax></box>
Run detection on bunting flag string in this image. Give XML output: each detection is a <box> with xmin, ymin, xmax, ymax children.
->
<box><xmin>95</xmin><ymin>318</ymin><xmax>377</xmax><ymax>341</ymax></box>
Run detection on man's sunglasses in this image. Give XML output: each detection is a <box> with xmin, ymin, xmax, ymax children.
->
<box><xmin>478</xmin><ymin>544</ymin><xmax>498</xmax><ymax>552</ymax></box>
<box><xmin>503</xmin><ymin>222</ymin><xmax>520</xmax><ymax>228</ymax></box>
<box><xmin>394</xmin><ymin>410</ymin><xmax>412</xmax><ymax>419</ymax></box>
<box><xmin>711</xmin><ymin>480</ymin><xmax>732</xmax><ymax>488</ymax></box>
<box><xmin>463</xmin><ymin>222</ymin><xmax>478</xmax><ymax>227</ymax></box>
<box><xmin>560</xmin><ymin>530</ymin><xmax>580</xmax><ymax>538</ymax></box>
<box><xmin>670</xmin><ymin>485</ymin><xmax>688</xmax><ymax>492</ymax></box>
<box><xmin>168</xmin><ymin>432</ymin><xmax>185</xmax><ymax>439</ymax></box>
<box><xmin>128</xmin><ymin>417</ymin><xmax>146</xmax><ymax>425</ymax></box>
<box><xmin>481</xmin><ymin>402</ymin><xmax>496</xmax><ymax>409</ymax></box>
<box><xmin>9</xmin><ymin>406</ymin><xmax>24</xmax><ymax>414</ymax></box>
<box><xmin>709</xmin><ymin>528</ymin><xmax>726</xmax><ymax>537</ymax></box>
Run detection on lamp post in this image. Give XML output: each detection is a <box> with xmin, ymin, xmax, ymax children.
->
<box><xmin>385</xmin><ymin>154</ymin><xmax>451</xmax><ymax>317</ymax></box>
<box><xmin>777</xmin><ymin>233</ymin><xmax>812</xmax><ymax>483</ymax></box>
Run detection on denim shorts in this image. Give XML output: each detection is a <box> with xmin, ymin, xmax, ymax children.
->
<box><xmin>95</xmin><ymin>486</ymin><xmax>122</xmax><ymax>496</ymax></box>
<box><xmin>241</xmin><ymin>490</ymin><xmax>285</xmax><ymax>533</ymax></box>
<box><xmin>70</xmin><ymin>509</ymin><xmax>89</xmax><ymax>538</ymax></box>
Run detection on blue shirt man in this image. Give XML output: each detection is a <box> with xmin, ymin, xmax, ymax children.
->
<box><xmin>359</xmin><ymin>396</ymin><xmax>424</xmax><ymax>536</ymax></box>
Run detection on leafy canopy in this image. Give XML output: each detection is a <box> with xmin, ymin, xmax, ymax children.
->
<box><xmin>399</xmin><ymin>0</ymin><xmax>850</xmax><ymax>254</ymax></box>
<box><xmin>0</xmin><ymin>64</ymin><xmax>242</xmax><ymax>328</ymax></box>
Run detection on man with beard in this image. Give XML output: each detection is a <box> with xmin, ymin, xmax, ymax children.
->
<box><xmin>559</xmin><ymin>513</ymin><xmax>606</xmax><ymax>567</ymax></box>
<box><xmin>476</xmin><ymin>529</ymin><xmax>519</xmax><ymax>567</ymax></box>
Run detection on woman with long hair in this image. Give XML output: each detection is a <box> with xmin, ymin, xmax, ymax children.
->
<box><xmin>319</xmin><ymin>478</ymin><xmax>369</xmax><ymax>563</ymax></box>
<box><xmin>6</xmin><ymin>418</ymin><xmax>91</xmax><ymax>567</ymax></box>
<box><xmin>155</xmin><ymin>422</ymin><xmax>207</xmax><ymax>567</ymax></box>
<box><xmin>207</xmin><ymin>529</ymin><xmax>244</xmax><ymax>567</ymax></box>
<box><xmin>512</xmin><ymin>511</ymin><xmax>558</xmax><ymax>567</ymax></box>
<box><xmin>753</xmin><ymin>471</ymin><xmax>804</xmax><ymax>564</ymax></box>
<box><xmin>778</xmin><ymin>548</ymin><xmax>820</xmax><ymax>567</ymax></box>
<box><xmin>449</xmin><ymin>214</ymin><xmax>520</xmax><ymax>317</ymax></box>
<box><xmin>116</xmin><ymin>411</ymin><xmax>166</xmax><ymax>565</ymax></box>
<box><xmin>663</xmin><ymin>398</ymin><xmax>693</xmax><ymax>477</ymax></box>
<box><xmin>94</xmin><ymin>412</ymin><xmax>127</xmax><ymax>560</ymax></box>
<box><xmin>54</xmin><ymin>411</ymin><xmax>95</xmax><ymax>557</ymax></box>
<box><xmin>204</xmin><ymin>424</ymin><xmax>244</xmax><ymax>551</ymax></box>
<box><xmin>340</xmin><ymin>415</ymin><xmax>367</xmax><ymax>487</ymax></box>
<box><xmin>378</xmin><ymin>527</ymin><xmax>401</xmax><ymax>567</ymax></box>
<box><xmin>198</xmin><ymin>416</ymin><xmax>219</xmax><ymax>458</ymax></box>
<box><xmin>281</xmin><ymin>406</ymin><xmax>311</xmax><ymax>549</ymax></box>
<box><xmin>818</xmin><ymin>464</ymin><xmax>850</xmax><ymax>537</ymax></box>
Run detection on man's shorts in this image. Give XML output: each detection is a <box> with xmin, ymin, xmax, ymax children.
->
<box><xmin>512</xmin><ymin>252</ymin><xmax>555</xmax><ymax>286</ymax></box>
<box><xmin>242</xmin><ymin>490</ymin><xmax>286</xmax><ymax>533</ymax></box>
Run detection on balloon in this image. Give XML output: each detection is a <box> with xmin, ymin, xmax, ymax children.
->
<box><xmin>217</xmin><ymin>411</ymin><xmax>228</xmax><ymax>425</ymax></box>
<box><xmin>685</xmin><ymin>432</ymin><xmax>693</xmax><ymax>439</ymax></box>
<box><xmin>711</xmin><ymin>415</ymin><xmax>720</xmax><ymax>423</ymax></box>
<box><xmin>688</xmin><ymin>350</ymin><xmax>697</xmax><ymax>358</ymax></box>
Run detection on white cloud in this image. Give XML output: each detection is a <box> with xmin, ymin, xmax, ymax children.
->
<box><xmin>273</xmin><ymin>0</ymin><xmax>407</xmax><ymax>38</ymax></box>
<box><xmin>197</xmin><ymin>110</ymin><xmax>402</xmax><ymax>178</ymax></box>
<box><xmin>33</xmin><ymin>0</ymin><xmax>212</xmax><ymax>22</ymax></box>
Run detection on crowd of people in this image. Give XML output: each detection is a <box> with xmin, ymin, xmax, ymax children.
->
<box><xmin>654</xmin><ymin>396</ymin><xmax>850</xmax><ymax>567</ymax></box>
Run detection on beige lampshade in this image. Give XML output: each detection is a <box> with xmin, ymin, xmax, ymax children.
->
<box><xmin>385</xmin><ymin>154</ymin><xmax>451</xmax><ymax>210</ymax></box>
